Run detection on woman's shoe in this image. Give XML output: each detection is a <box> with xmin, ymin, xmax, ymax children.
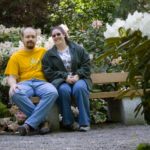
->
<box><xmin>63</xmin><ymin>122</ymin><xmax>79</xmax><ymax>131</ymax></box>
<box><xmin>79</xmin><ymin>126</ymin><xmax>90</xmax><ymax>132</ymax></box>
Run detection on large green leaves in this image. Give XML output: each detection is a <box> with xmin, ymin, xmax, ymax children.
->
<box><xmin>96</xmin><ymin>28</ymin><xmax>150</xmax><ymax>122</ymax></box>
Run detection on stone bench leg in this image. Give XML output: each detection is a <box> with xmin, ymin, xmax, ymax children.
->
<box><xmin>31</xmin><ymin>97</ymin><xmax>60</xmax><ymax>131</ymax></box>
<box><xmin>120</xmin><ymin>97</ymin><xmax>145</xmax><ymax>125</ymax></box>
<box><xmin>107</xmin><ymin>100</ymin><xmax>122</xmax><ymax>122</ymax></box>
<box><xmin>107</xmin><ymin>97</ymin><xmax>145</xmax><ymax>125</ymax></box>
<box><xmin>46</xmin><ymin>103</ymin><xmax>60</xmax><ymax>131</ymax></box>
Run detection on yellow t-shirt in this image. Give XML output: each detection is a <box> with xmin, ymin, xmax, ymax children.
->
<box><xmin>5</xmin><ymin>47</ymin><xmax>46</xmax><ymax>82</ymax></box>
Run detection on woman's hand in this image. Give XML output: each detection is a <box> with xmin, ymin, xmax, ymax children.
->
<box><xmin>71</xmin><ymin>75</ymin><xmax>79</xmax><ymax>83</ymax></box>
<box><xmin>66</xmin><ymin>75</ymin><xmax>74</xmax><ymax>84</ymax></box>
<box><xmin>66</xmin><ymin>74</ymin><xmax>79</xmax><ymax>84</ymax></box>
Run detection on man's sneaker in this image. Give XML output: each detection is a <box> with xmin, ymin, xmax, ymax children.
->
<box><xmin>39</xmin><ymin>121</ymin><xmax>50</xmax><ymax>135</ymax></box>
<box><xmin>79</xmin><ymin>125</ymin><xmax>90</xmax><ymax>132</ymax></box>
<box><xmin>17</xmin><ymin>124</ymin><xmax>31</xmax><ymax>136</ymax></box>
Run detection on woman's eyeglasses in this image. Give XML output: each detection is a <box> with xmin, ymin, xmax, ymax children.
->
<box><xmin>52</xmin><ymin>33</ymin><xmax>61</xmax><ymax>38</ymax></box>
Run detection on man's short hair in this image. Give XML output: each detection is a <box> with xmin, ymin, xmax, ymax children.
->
<box><xmin>21</xmin><ymin>27</ymin><xmax>37</xmax><ymax>38</ymax></box>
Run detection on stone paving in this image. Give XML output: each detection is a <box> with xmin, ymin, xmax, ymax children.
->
<box><xmin>0</xmin><ymin>123</ymin><xmax>150</xmax><ymax>150</ymax></box>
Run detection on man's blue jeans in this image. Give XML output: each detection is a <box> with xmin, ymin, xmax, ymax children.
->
<box><xmin>57</xmin><ymin>79</ymin><xmax>90</xmax><ymax>126</ymax></box>
<box><xmin>11</xmin><ymin>79</ymin><xmax>58</xmax><ymax>129</ymax></box>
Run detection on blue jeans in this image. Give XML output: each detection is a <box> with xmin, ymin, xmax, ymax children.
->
<box><xmin>57</xmin><ymin>79</ymin><xmax>90</xmax><ymax>126</ymax></box>
<box><xmin>11</xmin><ymin>79</ymin><xmax>58</xmax><ymax>129</ymax></box>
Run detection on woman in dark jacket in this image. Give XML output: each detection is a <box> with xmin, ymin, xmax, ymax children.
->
<box><xmin>42</xmin><ymin>26</ymin><xmax>92</xmax><ymax>131</ymax></box>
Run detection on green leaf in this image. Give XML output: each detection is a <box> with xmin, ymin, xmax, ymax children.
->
<box><xmin>131</xmin><ymin>39</ymin><xmax>150</xmax><ymax>55</ymax></box>
<box><xmin>116</xmin><ymin>36</ymin><xmax>137</xmax><ymax>50</ymax></box>
<box><xmin>118</xmin><ymin>27</ymin><xmax>127</xmax><ymax>37</ymax></box>
<box><xmin>105</xmin><ymin>37</ymin><xmax>121</xmax><ymax>46</ymax></box>
<box><xmin>95</xmin><ymin>48</ymin><xmax>116</xmax><ymax>63</ymax></box>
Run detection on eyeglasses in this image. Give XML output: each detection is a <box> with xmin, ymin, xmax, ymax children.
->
<box><xmin>52</xmin><ymin>33</ymin><xmax>61</xmax><ymax>38</ymax></box>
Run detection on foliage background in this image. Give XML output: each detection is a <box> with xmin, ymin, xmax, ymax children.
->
<box><xmin>0</xmin><ymin>0</ymin><xmax>150</xmax><ymax>121</ymax></box>
<box><xmin>0</xmin><ymin>0</ymin><xmax>120</xmax><ymax>33</ymax></box>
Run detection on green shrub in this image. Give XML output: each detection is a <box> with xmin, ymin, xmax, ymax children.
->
<box><xmin>90</xmin><ymin>99</ymin><xmax>107</xmax><ymax>124</ymax></box>
<box><xmin>0</xmin><ymin>101</ymin><xmax>10</xmax><ymax>118</ymax></box>
<box><xmin>136</xmin><ymin>143</ymin><xmax>150</xmax><ymax>150</ymax></box>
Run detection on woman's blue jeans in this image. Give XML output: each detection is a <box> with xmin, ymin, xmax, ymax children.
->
<box><xmin>57</xmin><ymin>79</ymin><xmax>90</xmax><ymax>126</ymax></box>
<box><xmin>11</xmin><ymin>79</ymin><xmax>58</xmax><ymax>129</ymax></box>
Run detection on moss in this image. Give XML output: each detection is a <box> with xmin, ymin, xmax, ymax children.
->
<box><xmin>136</xmin><ymin>143</ymin><xmax>150</xmax><ymax>150</ymax></box>
<box><xmin>0</xmin><ymin>101</ymin><xmax>10</xmax><ymax>118</ymax></box>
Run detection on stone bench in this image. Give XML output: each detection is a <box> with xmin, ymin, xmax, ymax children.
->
<box><xmin>90</xmin><ymin>72</ymin><xmax>145</xmax><ymax>125</ymax></box>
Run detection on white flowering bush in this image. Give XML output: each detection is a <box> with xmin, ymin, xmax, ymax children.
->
<box><xmin>97</xmin><ymin>11</ymin><xmax>150</xmax><ymax>73</ymax></box>
<box><xmin>0</xmin><ymin>25</ymin><xmax>20</xmax><ymax>40</ymax></box>
<box><xmin>104</xmin><ymin>11</ymin><xmax>150</xmax><ymax>39</ymax></box>
<box><xmin>97</xmin><ymin>11</ymin><xmax>150</xmax><ymax>124</ymax></box>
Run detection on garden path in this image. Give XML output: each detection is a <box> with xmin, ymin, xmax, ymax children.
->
<box><xmin>0</xmin><ymin>123</ymin><xmax>150</xmax><ymax>150</ymax></box>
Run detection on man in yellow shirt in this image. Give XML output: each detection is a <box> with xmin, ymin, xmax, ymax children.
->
<box><xmin>5</xmin><ymin>27</ymin><xmax>58</xmax><ymax>136</ymax></box>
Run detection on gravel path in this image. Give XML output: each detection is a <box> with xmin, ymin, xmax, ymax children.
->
<box><xmin>0</xmin><ymin>123</ymin><xmax>150</xmax><ymax>150</ymax></box>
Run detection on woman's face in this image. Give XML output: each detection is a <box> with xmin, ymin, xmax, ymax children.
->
<box><xmin>51</xmin><ymin>29</ymin><xmax>66</xmax><ymax>45</ymax></box>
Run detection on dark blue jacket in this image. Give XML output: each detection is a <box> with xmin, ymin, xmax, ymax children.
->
<box><xmin>42</xmin><ymin>41</ymin><xmax>92</xmax><ymax>90</ymax></box>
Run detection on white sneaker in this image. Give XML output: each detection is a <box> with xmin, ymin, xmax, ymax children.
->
<box><xmin>79</xmin><ymin>126</ymin><xmax>90</xmax><ymax>132</ymax></box>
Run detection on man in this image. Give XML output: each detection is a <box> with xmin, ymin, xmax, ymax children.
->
<box><xmin>5</xmin><ymin>27</ymin><xmax>58</xmax><ymax>136</ymax></box>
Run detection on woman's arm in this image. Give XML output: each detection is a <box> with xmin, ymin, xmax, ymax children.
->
<box><xmin>75</xmin><ymin>46</ymin><xmax>91</xmax><ymax>78</ymax></box>
<box><xmin>42</xmin><ymin>53</ymin><xmax>68</xmax><ymax>82</ymax></box>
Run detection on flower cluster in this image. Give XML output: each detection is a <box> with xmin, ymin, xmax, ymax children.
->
<box><xmin>0</xmin><ymin>41</ymin><xmax>17</xmax><ymax>56</ymax></box>
<box><xmin>0</xmin><ymin>25</ymin><xmax>20</xmax><ymax>35</ymax></box>
<box><xmin>104</xmin><ymin>11</ymin><xmax>150</xmax><ymax>39</ymax></box>
<box><xmin>92</xmin><ymin>20</ymin><xmax>103</xmax><ymax>29</ymax></box>
<box><xmin>111</xmin><ymin>56</ymin><xmax>122</xmax><ymax>66</ymax></box>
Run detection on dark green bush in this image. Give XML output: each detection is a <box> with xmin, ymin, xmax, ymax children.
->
<box><xmin>136</xmin><ymin>143</ymin><xmax>150</xmax><ymax>150</ymax></box>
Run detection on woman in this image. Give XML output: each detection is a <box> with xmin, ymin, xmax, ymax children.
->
<box><xmin>42</xmin><ymin>26</ymin><xmax>92</xmax><ymax>131</ymax></box>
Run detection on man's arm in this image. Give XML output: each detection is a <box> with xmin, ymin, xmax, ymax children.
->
<box><xmin>7</xmin><ymin>75</ymin><xmax>20</xmax><ymax>96</ymax></box>
<box><xmin>7</xmin><ymin>75</ymin><xmax>17</xmax><ymax>86</ymax></box>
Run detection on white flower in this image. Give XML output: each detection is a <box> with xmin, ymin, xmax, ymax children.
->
<box><xmin>59</xmin><ymin>24</ymin><xmax>69</xmax><ymax>37</ymax></box>
<box><xmin>44</xmin><ymin>37</ymin><xmax>54</xmax><ymax>50</ymax></box>
<box><xmin>140</xmin><ymin>12</ymin><xmax>150</xmax><ymax>39</ymax></box>
<box><xmin>36</xmin><ymin>35</ymin><xmax>47</xmax><ymax>47</ymax></box>
<box><xmin>89</xmin><ymin>53</ymin><xmax>94</xmax><ymax>60</ymax></box>
<box><xmin>104</xmin><ymin>19</ymin><xmax>125</xmax><ymax>38</ymax></box>
<box><xmin>111</xmin><ymin>56</ymin><xmax>122</xmax><ymax>65</ymax></box>
<box><xmin>9</xmin><ymin>47</ymin><xmax>19</xmax><ymax>55</ymax></box>
<box><xmin>1</xmin><ymin>77</ymin><xmax>8</xmax><ymax>86</ymax></box>
<box><xmin>0</xmin><ymin>25</ymin><xmax>21</xmax><ymax>35</ymax></box>
<box><xmin>59</xmin><ymin>24</ymin><xmax>69</xmax><ymax>33</ymax></box>
<box><xmin>125</xmin><ymin>11</ymin><xmax>143</xmax><ymax>31</ymax></box>
<box><xmin>36</xmin><ymin>28</ymin><xmax>41</xmax><ymax>36</ymax></box>
<box><xmin>18</xmin><ymin>41</ymin><xmax>24</xmax><ymax>49</ymax></box>
<box><xmin>104</xmin><ymin>11</ymin><xmax>150</xmax><ymax>39</ymax></box>
<box><xmin>104</xmin><ymin>23</ymin><xmax>117</xmax><ymax>38</ymax></box>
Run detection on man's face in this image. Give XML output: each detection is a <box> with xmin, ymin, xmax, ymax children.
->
<box><xmin>22</xmin><ymin>28</ymin><xmax>37</xmax><ymax>50</ymax></box>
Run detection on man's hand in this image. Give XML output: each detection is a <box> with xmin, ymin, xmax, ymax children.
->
<box><xmin>7</xmin><ymin>75</ymin><xmax>19</xmax><ymax>96</ymax></box>
<box><xmin>9</xmin><ymin>84</ymin><xmax>20</xmax><ymax>96</ymax></box>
